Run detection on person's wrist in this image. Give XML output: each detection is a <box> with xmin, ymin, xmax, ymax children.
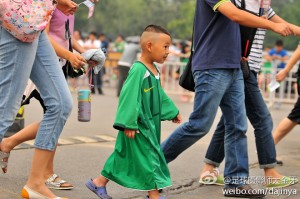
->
<box><xmin>65</xmin><ymin>51</ymin><xmax>73</xmax><ymax>61</ymax></box>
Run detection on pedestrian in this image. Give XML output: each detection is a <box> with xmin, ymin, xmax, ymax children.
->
<box><xmin>274</xmin><ymin>42</ymin><xmax>300</xmax><ymax>148</ymax></box>
<box><xmin>85</xmin><ymin>25</ymin><xmax>182</xmax><ymax>199</ymax></box>
<box><xmin>84</xmin><ymin>32</ymin><xmax>104</xmax><ymax>95</ymax></box>
<box><xmin>116</xmin><ymin>39</ymin><xmax>140</xmax><ymax>97</ymax></box>
<box><xmin>0</xmin><ymin>0</ymin><xmax>81</xmax><ymax>198</ymax></box>
<box><xmin>265</xmin><ymin>40</ymin><xmax>289</xmax><ymax>109</ymax></box>
<box><xmin>199</xmin><ymin>0</ymin><xmax>300</xmax><ymax>189</ymax></box>
<box><xmin>113</xmin><ymin>35</ymin><xmax>125</xmax><ymax>53</ymax></box>
<box><xmin>161</xmin><ymin>0</ymin><xmax>291</xmax><ymax>198</ymax></box>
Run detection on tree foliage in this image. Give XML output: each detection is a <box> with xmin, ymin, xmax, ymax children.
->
<box><xmin>74</xmin><ymin>0</ymin><xmax>300</xmax><ymax>49</ymax></box>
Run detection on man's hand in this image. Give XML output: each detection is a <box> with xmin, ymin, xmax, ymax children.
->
<box><xmin>272</xmin><ymin>23</ymin><xmax>292</xmax><ymax>37</ymax></box>
<box><xmin>67</xmin><ymin>52</ymin><xmax>87</xmax><ymax>69</ymax></box>
<box><xmin>172</xmin><ymin>114</ymin><xmax>182</xmax><ymax>124</ymax></box>
<box><xmin>124</xmin><ymin>129</ymin><xmax>139</xmax><ymax>139</ymax></box>
<box><xmin>276</xmin><ymin>69</ymin><xmax>289</xmax><ymax>82</ymax></box>
<box><xmin>56</xmin><ymin>0</ymin><xmax>78</xmax><ymax>16</ymax></box>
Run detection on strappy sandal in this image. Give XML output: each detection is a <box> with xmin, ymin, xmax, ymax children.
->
<box><xmin>85</xmin><ymin>179</ymin><xmax>112</xmax><ymax>199</ymax></box>
<box><xmin>45</xmin><ymin>174</ymin><xmax>73</xmax><ymax>190</ymax></box>
<box><xmin>0</xmin><ymin>151</ymin><xmax>10</xmax><ymax>173</ymax></box>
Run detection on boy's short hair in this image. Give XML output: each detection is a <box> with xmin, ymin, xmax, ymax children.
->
<box><xmin>275</xmin><ymin>40</ymin><xmax>284</xmax><ymax>47</ymax></box>
<box><xmin>142</xmin><ymin>24</ymin><xmax>171</xmax><ymax>37</ymax></box>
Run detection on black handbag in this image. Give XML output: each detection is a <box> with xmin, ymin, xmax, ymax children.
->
<box><xmin>236</xmin><ymin>0</ymin><xmax>258</xmax><ymax>80</ymax></box>
<box><xmin>62</xmin><ymin>19</ymin><xmax>86</xmax><ymax>79</ymax></box>
<box><xmin>179</xmin><ymin>12</ymin><xmax>196</xmax><ymax>92</ymax></box>
<box><xmin>179</xmin><ymin>50</ymin><xmax>195</xmax><ymax>92</ymax></box>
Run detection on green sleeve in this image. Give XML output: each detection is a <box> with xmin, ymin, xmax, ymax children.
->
<box><xmin>160</xmin><ymin>88</ymin><xmax>179</xmax><ymax>121</ymax></box>
<box><xmin>113</xmin><ymin>64</ymin><xmax>144</xmax><ymax>131</ymax></box>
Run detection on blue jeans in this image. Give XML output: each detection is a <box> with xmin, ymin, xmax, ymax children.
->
<box><xmin>161</xmin><ymin>68</ymin><xmax>248</xmax><ymax>187</ymax></box>
<box><xmin>0</xmin><ymin>27</ymin><xmax>73</xmax><ymax>150</ymax></box>
<box><xmin>205</xmin><ymin>70</ymin><xmax>276</xmax><ymax>169</ymax></box>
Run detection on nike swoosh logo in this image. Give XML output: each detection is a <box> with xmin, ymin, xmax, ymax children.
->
<box><xmin>144</xmin><ymin>87</ymin><xmax>154</xmax><ymax>92</ymax></box>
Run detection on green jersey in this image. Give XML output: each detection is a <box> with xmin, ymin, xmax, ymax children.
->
<box><xmin>101</xmin><ymin>61</ymin><xmax>179</xmax><ymax>190</ymax></box>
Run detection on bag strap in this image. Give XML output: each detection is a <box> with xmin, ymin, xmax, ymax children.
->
<box><xmin>65</xmin><ymin>19</ymin><xmax>73</xmax><ymax>52</ymax></box>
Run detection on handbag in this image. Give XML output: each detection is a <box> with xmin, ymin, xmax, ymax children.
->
<box><xmin>0</xmin><ymin>0</ymin><xmax>57</xmax><ymax>42</ymax></box>
<box><xmin>179</xmin><ymin>14</ymin><xmax>196</xmax><ymax>92</ymax></box>
<box><xmin>235</xmin><ymin>0</ymin><xmax>258</xmax><ymax>79</ymax></box>
<box><xmin>62</xmin><ymin>19</ymin><xmax>86</xmax><ymax>78</ymax></box>
<box><xmin>179</xmin><ymin>50</ymin><xmax>195</xmax><ymax>92</ymax></box>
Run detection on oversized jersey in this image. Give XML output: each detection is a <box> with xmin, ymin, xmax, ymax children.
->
<box><xmin>101</xmin><ymin>61</ymin><xmax>179</xmax><ymax>190</ymax></box>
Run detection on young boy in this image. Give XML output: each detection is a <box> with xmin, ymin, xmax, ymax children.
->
<box><xmin>274</xmin><ymin>42</ymin><xmax>300</xmax><ymax>145</ymax></box>
<box><xmin>85</xmin><ymin>25</ymin><xmax>182</xmax><ymax>199</ymax></box>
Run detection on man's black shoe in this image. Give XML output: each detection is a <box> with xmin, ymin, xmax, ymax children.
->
<box><xmin>224</xmin><ymin>185</ymin><xmax>265</xmax><ymax>198</ymax></box>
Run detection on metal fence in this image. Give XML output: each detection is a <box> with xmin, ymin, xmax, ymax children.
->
<box><xmin>72</xmin><ymin>56</ymin><xmax>300</xmax><ymax>107</ymax></box>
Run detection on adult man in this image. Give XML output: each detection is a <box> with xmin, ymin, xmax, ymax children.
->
<box><xmin>161</xmin><ymin>0</ymin><xmax>291</xmax><ymax>198</ymax></box>
<box><xmin>200</xmin><ymin>0</ymin><xmax>300</xmax><ymax>189</ymax></box>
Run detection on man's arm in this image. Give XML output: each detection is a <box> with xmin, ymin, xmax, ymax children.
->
<box><xmin>217</xmin><ymin>2</ymin><xmax>291</xmax><ymax>36</ymax></box>
<box><xmin>270</xmin><ymin>15</ymin><xmax>300</xmax><ymax>36</ymax></box>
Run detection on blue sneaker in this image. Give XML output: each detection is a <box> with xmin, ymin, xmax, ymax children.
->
<box><xmin>85</xmin><ymin>179</ymin><xmax>112</xmax><ymax>199</ymax></box>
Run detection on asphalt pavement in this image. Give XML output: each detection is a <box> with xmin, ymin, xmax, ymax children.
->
<box><xmin>1</xmin><ymin>87</ymin><xmax>300</xmax><ymax>199</ymax></box>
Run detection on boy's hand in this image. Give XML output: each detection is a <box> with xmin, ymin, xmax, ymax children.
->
<box><xmin>172</xmin><ymin>114</ymin><xmax>182</xmax><ymax>124</ymax></box>
<box><xmin>124</xmin><ymin>129</ymin><xmax>139</xmax><ymax>139</ymax></box>
<box><xmin>276</xmin><ymin>69</ymin><xmax>288</xmax><ymax>82</ymax></box>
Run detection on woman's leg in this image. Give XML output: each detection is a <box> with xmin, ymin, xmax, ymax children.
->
<box><xmin>1</xmin><ymin>122</ymin><xmax>40</xmax><ymax>153</ymax></box>
<box><xmin>0</xmin><ymin>27</ymin><xmax>38</xmax><ymax>173</ymax></box>
<box><xmin>25</xmin><ymin>31</ymin><xmax>73</xmax><ymax>197</ymax></box>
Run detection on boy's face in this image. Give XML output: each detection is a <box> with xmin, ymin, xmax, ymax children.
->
<box><xmin>151</xmin><ymin>34</ymin><xmax>171</xmax><ymax>64</ymax></box>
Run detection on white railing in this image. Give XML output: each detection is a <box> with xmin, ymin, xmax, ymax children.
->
<box><xmin>71</xmin><ymin>59</ymin><xmax>299</xmax><ymax>107</ymax></box>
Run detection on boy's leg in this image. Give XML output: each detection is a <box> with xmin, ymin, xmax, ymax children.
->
<box><xmin>148</xmin><ymin>190</ymin><xmax>161</xmax><ymax>199</ymax></box>
<box><xmin>161</xmin><ymin>69</ymin><xmax>233</xmax><ymax>163</ymax></box>
<box><xmin>273</xmin><ymin>96</ymin><xmax>300</xmax><ymax>145</ymax></box>
<box><xmin>92</xmin><ymin>176</ymin><xmax>109</xmax><ymax>187</ymax></box>
<box><xmin>273</xmin><ymin>118</ymin><xmax>297</xmax><ymax>144</ymax></box>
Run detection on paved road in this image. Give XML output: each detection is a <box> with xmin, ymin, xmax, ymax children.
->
<box><xmin>1</xmin><ymin>87</ymin><xmax>300</xmax><ymax>199</ymax></box>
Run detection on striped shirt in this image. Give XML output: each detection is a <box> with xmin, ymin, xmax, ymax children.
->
<box><xmin>235</xmin><ymin>0</ymin><xmax>276</xmax><ymax>72</ymax></box>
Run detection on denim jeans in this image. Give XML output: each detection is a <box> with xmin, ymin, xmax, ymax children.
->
<box><xmin>205</xmin><ymin>70</ymin><xmax>276</xmax><ymax>169</ymax></box>
<box><xmin>0</xmin><ymin>27</ymin><xmax>73</xmax><ymax>150</ymax></box>
<box><xmin>161</xmin><ymin>68</ymin><xmax>248</xmax><ymax>187</ymax></box>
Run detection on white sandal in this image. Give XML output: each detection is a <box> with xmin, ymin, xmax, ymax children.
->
<box><xmin>0</xmin><ymin>150</ymin><xmax>10</xmax><ymax>173</ymax></box>
<box><xmin>45</xmin><ymin>174</ymin><xmax>73</xmax><ymax>190</ymax></box>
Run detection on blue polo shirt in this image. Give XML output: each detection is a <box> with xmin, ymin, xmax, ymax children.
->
<box><xmin>268</xmin><ymin>48</ymin><xmax>288</xmax><ymax>69</ymax></box>
<box><xmin>192</xmin><ymin>0</ymin><xmax>241</xmax><ymax>71</ymax></box>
